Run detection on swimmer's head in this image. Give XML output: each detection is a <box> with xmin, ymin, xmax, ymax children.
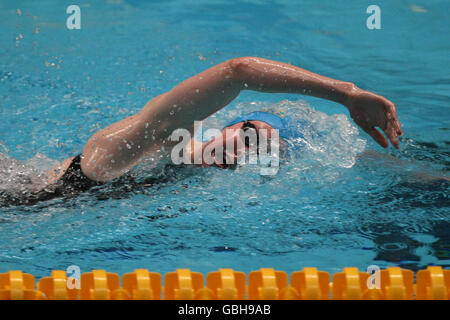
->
<box><xmin>201</xmin><ymin>111</ymin><xmax>288</xmax><ymax>168</ymax></box>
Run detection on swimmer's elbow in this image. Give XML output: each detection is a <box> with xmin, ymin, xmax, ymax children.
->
<box><xmin>80</xmin><ymin>156</ymin><xmax>115</xmax><ymax>182</ymax></box>
<box><xmin>81</xmin><ymin>159</ymin><xmax>127</xmax><ymax>182</ymax></box>
<box><xmin>80</xmin><ymin>142</ymin><xmax>129</xmax><ymax>182</ymax></box>
<box><xmin>228</xmin><ymin>57</ymin><xmax>261</xmax><ymax>86</ymax></box>
<box><xmin>229</xmin><ymin>56</ymin><xmax>259</xmax><ymax>69</ymax></box>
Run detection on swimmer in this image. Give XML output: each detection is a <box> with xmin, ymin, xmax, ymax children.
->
<box><xmin>12</xmin><ymin>57</ymin><xmax>403</xmax><ymax>204</ymax></box>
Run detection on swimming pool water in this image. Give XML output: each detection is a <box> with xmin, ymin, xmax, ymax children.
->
<box><xmin>0</xmin><ymin>0</ymin><xmax>449</xmax><ymax>279</ymax></box>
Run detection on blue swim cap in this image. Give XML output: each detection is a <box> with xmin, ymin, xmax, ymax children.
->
<box><xmin>223</xmin><ymin>111</ymin><xmax>292</xmax><ymax>139</ymax></box>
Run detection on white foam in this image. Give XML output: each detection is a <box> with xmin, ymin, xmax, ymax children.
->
<box><xmin>0</xmin><ymin>152</ymin><xmax>57</xmax><ymax>198</ymax></box>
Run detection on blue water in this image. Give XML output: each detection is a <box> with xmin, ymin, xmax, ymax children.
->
<box><xmin>0</xmin><ymin>0</ymin><xmax>449</xmax><ymax>279</ymax></box>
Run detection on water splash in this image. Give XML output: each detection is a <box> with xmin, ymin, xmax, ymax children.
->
<box><xmin>201</xmin><ymin>99</ymin><xmax>366</xmax><ymax>181</ymax></box>
<box><xmin>0</xmin><ymin>151</ymin><xmax>57</xmax><ymax>205</ymax></box>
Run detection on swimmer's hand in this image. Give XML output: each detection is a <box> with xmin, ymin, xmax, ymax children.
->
<box><xmin>345</xmin><ymin>88</ymin><xmax>402</xmax><ymax>149</ymax></box>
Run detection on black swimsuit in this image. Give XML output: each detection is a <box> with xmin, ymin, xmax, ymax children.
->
<box><xmin>59</xmin><ymin>154</ymin><xmax>103</xmax><ymax>194</ymax></box>
<box><xmin>0</xmin><ymin>154</ymin><xmax>103</xmax><ymax>207</ymax></box>
<box><xmin>1</xmin><ymin>154</ymin><xmax>176</xmax><ymax>207</ymax></box>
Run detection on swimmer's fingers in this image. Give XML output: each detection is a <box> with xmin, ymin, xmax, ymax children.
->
<box><xmin>383</xmin><ymin>122</ymin><xmax>400</xmax><ymax>149</ymax></box>
<box><xmin>390</xmin><ymin>102</ymin><xmax>403</xmax><ymax>136</ymax></box>
<box><xmin>349</xmin><ymin>107</ymin><xmax>389</xmax><ymax>148</ymax></box>
<box><xmin>361</xmin><ymin>126</ymin><xmax>389</xmax><ymax>148</ymax></box>
<box><xmin>382</xmin><ymin>101</ymin><xmax>402</xmax><ymax>149</ymax></box>
<box><xmin>348</xmin><ymin>89</ymin><xmax>402</xmax><ymax>149</ymax></box>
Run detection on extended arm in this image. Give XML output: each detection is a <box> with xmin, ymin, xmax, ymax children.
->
<box><xmin>145</xmin><ymin>56</ymin><xmax>401</xmax><ymax>146</ymax></box>
<box><xmin>81</xmin><ymin>57</ymin><xmax>402</xmax><ymax>181</ymax></box>
<box><xmin>229</xmin><ymin>57</ymin><xmax>402</xmax><ymax>148</ymax></box>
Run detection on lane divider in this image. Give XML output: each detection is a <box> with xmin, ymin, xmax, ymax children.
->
<box><xmin>0</xmin><ymin>266</ymin><xmax>448</xmax><ymax>300</ymax></box>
